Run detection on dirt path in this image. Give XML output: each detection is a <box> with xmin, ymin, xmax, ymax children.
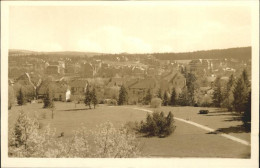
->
<box><xmin>130</xmin><ymin>107</ymin><xmax>250</xmax><ymax>146</ymax></box>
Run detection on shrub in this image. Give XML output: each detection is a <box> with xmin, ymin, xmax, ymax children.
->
<box><xmin>139</xmin><ymin>111</ymin><xmax>176</xmax><ymax>137</ymax></box>
<box><xmin>93</xmin><ymin>121</ymin><xmax>140</xmax><ymax>158</ymax></box>
<box><xmin>107</xmin><ymin>99</ymin><xmax>117</xmax><ymax>106</ymax></box>
<box><xmin>124</xmin><ymin>121</ymin><xmax>140</xmax><ymax>133</ymax></box>
<box><xmin>150</xmin><ymin>98</ymin><xmax>162</xmax><ymax>108</ymax></box>
<box><xmin>9</xmin><ymin>112</ymin><xmax>141</xmax><ymax>158</ymax></box>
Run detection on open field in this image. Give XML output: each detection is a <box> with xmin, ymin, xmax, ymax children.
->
<box><xmin>8</xmin><ymin>102</ymin><xmax>250</xmax><ymax>158</ymax></box>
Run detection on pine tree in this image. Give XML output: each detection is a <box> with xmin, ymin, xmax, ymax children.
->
<box><xmin>91</xmin><ymin>87</ymin><xmax>98</xmax><ymax>109</ymax></box>
<box><xmin>222</xmin><ymin>74</ymin><xmax>235</xmax><ymax>110</ymax></box>
<box><xmin>84</xmin><ymin>85</ymin><xmax>92</xmax><ymax>109</ymax></box>
<box><xmin>118</xmin><ymin>85</ymin><xmax>128</xmax><ymax>105</ymax></box>
<box><xmin>177</xmin><ymin>87</ymin><xmax>188</xmax><ymax>106</ymax></box>
<box><xmin>143</xmin><ymin>89</ymin><xmax>152</xmax><ymax>105</ymax></box>
<box><xmin>242</xmin><ymin>92</ymin><xmax>251</xmax><ymax>131</ymax></box>
<box><xmin>170</xmin><ymin>88</ymin><xmax>176</xmax><ymax>106</ymax></box>
<box><xmin>43</xmin><ymin>88</ymin><xmax>54</xmax><ymax>109</ymax></box>
<box><xmin>233</xmin><ymin>77</ymin><xmax>248</xmax><ymax>113</ymax></box>
<box><xmin>212</xmin><ymin>76</ymin><xmax>222</xmax><ymax>107</ymax></box>
<box><xmin>162</xmin><ymin>91</ymin><xmax>169</xmax><ymax>106</ymax></box>
<box><xmin>17</xmin><ymin>88</ymin><xmax>25</xmax><ymax>106</ymax></box>
<box><xmin>241</xmin><ymin>69</ymin><xmax>250</xmax><ymax>88</ymax></box>
<box><xmin>157</xmin><ymin>88</ymin><xmax>162</xmax><ymax>99</ymax></box>
<box><xmin>226</xmin><ymin>74</ymin><xmax>235</xmax><ymax>92</ymax></box>
<box><xmin>186</xmin><ymin>73</ymin><xmax>196</xmax><ymax>105</ymax></box>
<box><xmin>165</xmin><ymin>111</ymin><xmax>175</xmax><ymax>136</ymax></box>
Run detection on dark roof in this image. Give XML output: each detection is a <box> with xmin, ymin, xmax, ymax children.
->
<box><xmin>107</xmin><ymin>78</ymin><xmax>124</xmax><ymax>87</ymax></box>
<box><xmin>69</xmin><ymin>80</ymin><xmax>87</xmax><ymax>88</ymax></box>
<box><xmin>38</xmin><ymin>81</ymin><xmax>67</xmax><ymax>94</ymax></box>
<box><xmin>129</xmin><ymin>78</ymin><xmax>157</xmax><ymax>89</ymax></box>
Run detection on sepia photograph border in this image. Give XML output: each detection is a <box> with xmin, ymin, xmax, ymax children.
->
<box><xmin>1</xmin><ymin>1</ymin><xmax>259</xmax><ymax>168</ymax></box>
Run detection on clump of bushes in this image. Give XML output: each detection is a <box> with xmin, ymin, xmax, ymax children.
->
<box><xmin>150</xmin><ymin>98</ymin><xmax>162</xmax><ymax>108</ymax></box>
<box><xmin>124</xmin><ymin>111</ymin><xmax>176</xmax><ymax>138</ymax></box>
<box><xmin>139</xmin><ymin>111</ymin><xmax>176</xmax><ymax>137</ymax></box>
<box><xmin>104</xmin><ymin>99</ymin><xmax>117</xmax><ymax>106</ymax></box>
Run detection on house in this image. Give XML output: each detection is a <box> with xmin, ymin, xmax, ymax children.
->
<box><xmin>45</xmin><ymin>65</ymin><xmax>60</xmax><ymax>74</ymax></box>
<box><xmin>66</xmin><ymin>89</ymin><xmax>71</xmax><ymax>101</ymax></box>
<box><xmin>128</xmin><ymin>77</ymin><xmax>158</xmax><ymax>104</ymax></box>
<box><xmin>37</xmin><ymin>81</ymin><xmax>67</xmax><ymax>101</ymax></box>
<box><xmin>15</xmin><ymin>72</ymin><xmax>42</xmax><ymax>99</ymax></box>
<box><xmin>106</xmin><ymin>77</ymin><xmax>125</xmax><ymax>87</ymax></box>
<box><xmin>69</xmin><ymin>80</ymin><xmax>88</xmax><ymax>95</ymax></box>
<box><xmin>188</xmin><ymin>59</ymin><xmax>210</xmax><ymax>73</ymax></box>
<box><xmin>160</xmin><ymin>71</ymin><xmax>186</xmax><ymax>95</ymax></box>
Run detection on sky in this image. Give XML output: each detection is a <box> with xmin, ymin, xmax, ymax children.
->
<box><xmin>9</xmin><ymin>3</ymin><xmax>252</xmax><ymax>53</ymax></box>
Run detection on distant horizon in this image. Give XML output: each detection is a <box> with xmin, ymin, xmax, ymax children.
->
<box><xmin>9</xmin><ymin>46</ymin><xmax>251</xmax><ymax>55</ymax></box>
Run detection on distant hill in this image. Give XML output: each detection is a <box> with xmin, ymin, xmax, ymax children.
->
<box><xmin>9</xmin><ymin>47</ymin><xmax>251</xmax><ymax>60</ymax></box>
<box><xmin>152</xmin><ymin>47</ymin><xmax>251</xmax><ymax>61</ymax></box>
<box><xmin>9</xmin><ymin>49</ymin><xmax>38</xmax><ymax>55</ymax></box>
<box><xmin>9</xmin><ymin>49</ymin><xmax>103</xmax><ymax>57</ymax></box>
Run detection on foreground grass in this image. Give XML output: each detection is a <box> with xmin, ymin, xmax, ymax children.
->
<box><xmin>8</xmin><ymin>102</ymin><xmax>250</xmax><ymax>158</ymax></box>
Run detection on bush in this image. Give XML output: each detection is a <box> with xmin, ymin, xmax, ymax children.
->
<box><xmin>93</xmin><ymin>121</ymin><xmax>140</xmax><ymax>157</ymax></box>
<box><xmin>124</xmin><ymin>121</ymin><xmax>141</xmax><ymax>134</ymax></box>
<box><xmin>150</xmin><ymin>98</ymin><xmax>162</xmax><ymax>108</ymax></box>
<box><xmin>139</xmin><ymin>111</ymin><xmax>176</xmax><ymax>137</ymax></box>
<box><xmin>105</xmin><ymin>99</ymin><xmax>117</xmax><ymax>106</ymax></box>
<box><xmin>9</xmin><ymin>112</ymin><xmax>140</xmax><ymax>158</ymax></box>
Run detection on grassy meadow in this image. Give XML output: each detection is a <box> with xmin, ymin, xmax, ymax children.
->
<box><xmin>8</xmin><ymin>102</ymin><xmax>250</xmax><ymax>158</ymax></box>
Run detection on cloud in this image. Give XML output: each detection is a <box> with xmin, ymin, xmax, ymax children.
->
<box><xmin>76</xmin><ymin>26</ymin><xmax>152</xmax><ymax>53</ymax></box>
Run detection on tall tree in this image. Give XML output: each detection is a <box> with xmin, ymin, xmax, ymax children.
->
<box><xmin>170</xmin><ymin>88</ymin><xmax>176</xmax><ymax>106</ymax></box>
<box><xmin>43</xmin><ymin>88</ymin><xmax>54</xmax><ymax>109</ymax></box>
<box><xmin>242</xmin><ymin>91</ymin><xmax>251</xmax><ymax>131</ymax></box>
<box><xmin>17</xmin><ymin>88</ymin><xmax>25</xmax><ymax>106</ymax></box>
<box><xmin>186</xmin><ymin>73</ymin><xmax>196</xmax><ymax>105</ymax></box>
<box><xmin>162</xmin><ymin>91</ymin><xmax>169</xmax><ymax>106</ymax></box>
<box><xmin>222</xmin><ymin>74</ymin><xmax>235</xmax><ymax>110</ymax></box>
<box><xmin>157</xmin><ymin>88</ymin><xmax>163</xmax><ymax>99</ymax></box>
<box><xmin>177</xmin><ymin>87</ymin><xmax>188</xmax><ymax>106</ymax></box>
<box><xmin>84</xmin><ymin>85</ymin><xmax>92</xmax><ymax>109</ymax></box>
<box><xmin>233</xmin><ymin>70</ymin><xmax>250</xmax><ymax>113</ymax></box>
<box><xmin>233</xmin><ymin>77</ymin><xmax>249</xmax><ymax>113</ymax></box>
<box><xmin>226</xmin><ymin>74</ymin><xmax>235</xmax><ymax>92</ymax></box>
<box><xmin>118</xmin><ymin>85</ymin><xmax>128</xmax><ymax>105</ymax></box>
<box><xmin>212</xmin><ymin>76</ymin><xmax>222</xmax><ymax>107</ymax></box>
<box><xmin>241</xmin><ymin>69</ymin><xmax>250</xmax><ymax>88</ymax></box>
<box><xmin>143</xmin><ymin>89</ymin><xmax>152</xmax><ymax>105</ymax></box>
<box><xmin>91</xmin><ymin>87</ymin><xmax>98</xmax><ymax>109</ymax></box>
